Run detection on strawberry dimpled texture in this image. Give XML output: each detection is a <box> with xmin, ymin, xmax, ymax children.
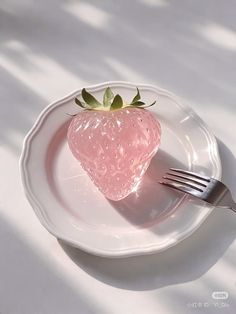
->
<box><xmin>67</xmin><ymin>107</ymin><xmax>161</xmax><ymax>201</ymax></box>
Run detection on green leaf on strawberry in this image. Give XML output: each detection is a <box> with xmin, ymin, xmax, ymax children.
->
<box><xmin>111</xmin><ymin>94</ymin><xmax>123</xmax><ymax>110</ymax></box>
<box><xmin>74</xmin><ymin>87</ymin><xmax>157</xmax><ymax>111</ymax></box>
<box><xmin>131</xmin><ymin>88</ymin><xmax>141</xmax><ymax>103</ymax></box>
<box><xmin>130</xmin><ymin>101</ymin><xmax>145</xmax><ymax>107</ymax></box>
<box><xmin>103</xmin><ymin>87</ymin><xmax>114</xmax><ymax>107</ymax></box>
<box><xmin>144</xmin><ymin>101</ymin><xmax>156</xmax><ymax>108</ymax></box>
<box><xmin>75</xmin><ymin>97</ymin><xmax>87</xmax><ymax>109</ymax></box>
<box><xmin>82</xmin><ymin>88</ymin><xmax>101</xmax><ymax>108</ymax></box>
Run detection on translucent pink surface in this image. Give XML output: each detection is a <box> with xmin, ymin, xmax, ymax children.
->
<box><xmin>67</xmin><ymin>107</ymin><xmax>161</xmax><ymax>201</ymax></box>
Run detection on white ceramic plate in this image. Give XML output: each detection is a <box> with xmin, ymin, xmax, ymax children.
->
<box><xmin>20</xmin><ymin>82</ymin><xmax>221</xmax><ymax>257</ymax></box>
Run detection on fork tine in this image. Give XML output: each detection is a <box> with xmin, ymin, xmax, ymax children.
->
<box><xmin>162</xmin><ymin>176</ymin><xmax>204</xmax><ymax>192</ymax></box>
<box><xmin>159</xmin><ymin>181</ymin><xmax>201</xmax><ymax>197</ymax></box>
<box><xmin>160</xmin><ymin>180</ymin><xmax>202</xmax><ymax>197</ymax></box>
<box><xmin>166</xmin><ymin>172</ymin><xmax>207</xmax><ymax>187</ymax></box>
<box><xmin>169</xmin><ymin>168</ymin><xmax>210</xmax><ymax>182</ymax></box>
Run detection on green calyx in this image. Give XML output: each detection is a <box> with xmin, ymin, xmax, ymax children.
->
<box><xmin>74</xmin><ymin>87</ymin><xmax>156</xmax><ymax>111</ymax></box>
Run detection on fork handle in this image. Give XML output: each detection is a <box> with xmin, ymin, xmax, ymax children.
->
<box><xmin>230</xmin><ymin>203</ymin><xmax>236</xmax><ymax>213</ymax></box>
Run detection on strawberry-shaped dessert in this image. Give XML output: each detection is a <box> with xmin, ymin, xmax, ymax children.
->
<box><xmin>67</xmin><ymin>87</ymin><xmax>161</xmax><ymax>201</ymax></box>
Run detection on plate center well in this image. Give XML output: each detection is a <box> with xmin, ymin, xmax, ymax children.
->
<box><xmin>45</xmin><ymin>118</ymin><xmax>189</xmax><ymax>230</ymax></box>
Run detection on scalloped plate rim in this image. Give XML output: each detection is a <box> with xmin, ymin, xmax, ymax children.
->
<box><xmin>20</xmin><ymin>81</ymin><xmax>222</xmax><ymax>258</ymax></box>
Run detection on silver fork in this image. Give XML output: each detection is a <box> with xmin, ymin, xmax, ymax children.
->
<box><xmin>160</xmin><ymin>168</ymin><xmax>236</xmax><ymax>213</ymax></box>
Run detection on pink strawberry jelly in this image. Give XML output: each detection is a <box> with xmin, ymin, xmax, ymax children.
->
<box><xmin>67</xmin><ymin>107</ymin><xmax>161</xmax><ymax>201</ymax></box>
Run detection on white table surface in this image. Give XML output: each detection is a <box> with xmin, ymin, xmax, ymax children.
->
<box><xmin>0</xmin><ymin>1</ymin><xmax>236</xmax><ymax>313</ymax></box>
